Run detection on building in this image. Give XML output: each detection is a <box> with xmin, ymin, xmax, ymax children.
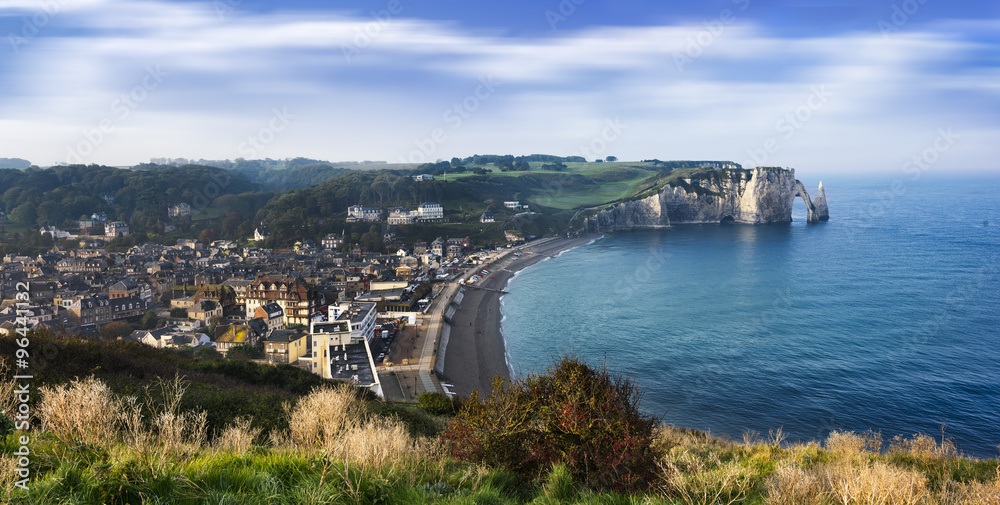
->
<box><xmin>310</xmin><ymin>315</ymin><xmax>380</xmax><ymax>394</ymax></box>
<box><xmin>67</xmin><ymin>295</ymin><xmax>112</xmax><ymax>326</ymax></box>
<box><xmin>430</xmin><ymin>238</ymin><xmax>444</xmax><ymax>257</ymax></box>
<box><xmin>242</xmin><ymin>277</ymin><xmax>319</xmax><ymax>327</ymax></box>
<box><xmin>109</xmin><ymin>296</ymin><xmax>147</xmax><ymax>322</ymax></box>
<box><xmin>254</xmin><ymin>226</ymin><xmax>270</xmax><ymax>242</ymax></box>
<box><xmin>328</xmin><ymin>302</ymin><xmax>378</xmax><ymax>344</ymax></box>
<box><xmin>253</xmin><ymin>302</ymin><xmax>285</xmax><ymax>331</ymax></box>
<box><xmin>446</xmin><ymin>244</ymin><xmax>462</xmax><ymax>258</ymax></box>
<box><xmin>108</xmin><ymin>279</ymin><xmax>140</xmax><ymax>299</ymax></box>
<box><xmin>322</xmin><ymin>234</ymin><xmax>345</xmax><ymax>250</ymax></box>
<box><xmin>504</xmin><ymin>201</ymin><xmax>523</xmax><ymax>211</ymax></box>
<box><xmin>387</xmin><ymin>207</ymin><xmax>413</xmax><ymax>225</ymax></box>
<box><xmin>168</xmin><ymin>203</ymin><xmax>191</xmax><ymax>218</ymax></box>
<box><xmin>55</xmin><ymin>257</ymin><xmax>107</xmax><ymax>273</ymax></box>
<box><xmin>412</xmin><ymin>174</ymin><xmax>434</xmax><ymax>181</ymax></box>
<box><xmin>347</xmin><ymin>205</ymin><xmax>382</xmax><ymax>222</ymax></box>
<box><xmin>414</xmin><ymin>202</ymin><xmax>444</xmax><ymax>221</ymax></box>
<box><xmin>395</xmin><ymin>265</ymin><xmax>415</xmax><ymax>281</ymax></box>
<box><xmin>480</xmin><ymin>211</ymin><xmax>495</xmax><ymax>223</ymax></box>
<box><xmin>264</xmin><ymin>329</ymin><xmax>310</xmax><ymax>365</ymax></box>
<box><xmin>105</xmin><ymin>221</ymin><xmax>129</xmax><ymax>238</ymax></box>
<box><xmin>187</xmin><ymin>300</ymin><xmax>222</xmax><ymax>324</ymax></box>
<box><xmin>214</xmin><ymin>324</ymin><xmax>256</xmax><ymax>356</ymax></box>
<box><xmin>505</xmin><ymin>230</ymin><xmax>524</xmax><ymax>242</ymax></box>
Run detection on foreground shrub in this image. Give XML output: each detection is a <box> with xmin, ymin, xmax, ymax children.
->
<box><xmin>417</xmin><ymin>392</ymin><xmax>459</xmax><ymax>415</ymax></box>
<box><xmin>442</xmin><ymin>357</ymin><xmax>657</xmax><ymax>492</ymax></box>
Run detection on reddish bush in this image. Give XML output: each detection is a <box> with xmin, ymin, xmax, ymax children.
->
<box><xmin>441</xmin><ymin>358</ymin><xmax>657</xmax><ymax>492</ymax></box>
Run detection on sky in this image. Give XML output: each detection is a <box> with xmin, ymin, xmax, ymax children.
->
<box><xmin>1</xmin><ymin>0</ymin><xmax>998</xmax><ymax>175</ymax></box>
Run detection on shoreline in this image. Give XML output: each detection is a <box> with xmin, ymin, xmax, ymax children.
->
<box><xmin>441</xmin><ymin>235</ymin><xmax>603</xmax><ymax>398</ymax></box>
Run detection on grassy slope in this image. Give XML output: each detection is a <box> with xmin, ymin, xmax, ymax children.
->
<box><xmin>3</xmin><ymin>336</ymin><xmax>999</xmax><ymax>504</ymax></box>
<box><xmin>445</xmin><ymin>162</ymin><xmax>662</xmax><ymax>210</ymax></box>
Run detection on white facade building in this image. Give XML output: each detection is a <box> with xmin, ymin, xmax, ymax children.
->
<box><xmin>347</xmin><ymin>205</ymin><xmax>382</xmax><ymax>222</ymax></box>
<box><xmin>415</xmin><ymin>202</ymin><xmax>444</xmax><ymax>221</ymax></box>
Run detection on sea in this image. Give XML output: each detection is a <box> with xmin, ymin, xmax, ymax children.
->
<box><xmin>501</xmin><ymin>173</ymin><xmax>1000</xmax><ymax>458</ymax></box>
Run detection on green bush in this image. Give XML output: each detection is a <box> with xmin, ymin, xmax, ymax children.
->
<box><xmin>441</xmin><ymin>357</ymin><xmax>657</xmax><ymax>492</ymax></box>
<box><xmin>417</xmin><ymin>392</ymin><xmax>458</xmax><ymax>415</ymax></box>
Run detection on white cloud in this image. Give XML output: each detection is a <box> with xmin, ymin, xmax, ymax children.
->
<box><xmin>0</xmin><ymin>0</ymin><xmax>996</xmax><ymax>173</ymax></box>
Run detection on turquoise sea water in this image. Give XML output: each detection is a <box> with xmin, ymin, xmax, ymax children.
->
<box><xmin>501</xmin><ymin>174</ymin><xmax>1000</xmax><ymax>458</ymax></box>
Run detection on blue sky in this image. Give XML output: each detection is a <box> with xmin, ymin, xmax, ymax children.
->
<box><xmin>1</xmin><ymin>0</ymin><xmax>998</xmax><ymax>175</ymax></box>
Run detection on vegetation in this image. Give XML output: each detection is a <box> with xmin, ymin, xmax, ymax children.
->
<box><xmin>443</xmin><ymin>358</ymin><xmax>657</xmax><ymax>492</ymax></box>
<box><xmin>0</xmin><ymin>157</ymin><xmax>754</xmax><ymax>254</ymax></box>
<box><xmin>3</xmin><ymin>341</ymin><xmax>997</xmax><ymax>504</ymax></box>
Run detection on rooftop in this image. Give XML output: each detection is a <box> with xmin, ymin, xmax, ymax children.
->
<box><xmin>328</xmin><ymin>342</ymin><xmax>376</xmax><ymax>386</ymax></box>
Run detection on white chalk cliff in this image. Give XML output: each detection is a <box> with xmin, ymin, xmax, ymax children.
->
<box><xmin>588</xmin><ymin>168</ymin><xmax>828</xmax><ymax>230</ymax></box>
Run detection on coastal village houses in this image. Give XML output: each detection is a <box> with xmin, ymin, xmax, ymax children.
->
<box><xmin>241</xmin><ymin>277</ymin><xmax>320</xmax><ymax>327</ymax></box>
<box><xmin>264</xmin><ymin>329</ymin><xmax>309</xmax><ymax>365</ymax></box>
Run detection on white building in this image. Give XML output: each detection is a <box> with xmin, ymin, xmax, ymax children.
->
<box><xmin>105</xmin><ymin>221</ymin><xmax>129</xmax><ymax>237</ymax></box>
<box><xmin>254</xmin><ymin>226</ymin><xmax>270</xmax><ymax>242</ymax></box>
<box><xmin>415</xmin><ymin>202</ymin><xmax>444</xmax><ymax>221</ymax></box>
<box><xmin>504</xmin><ymin>201</ymin><xmax>523</xmax><ymax>211</ymax></box>
<box><xmin>322</xmin><ymin>233</ymin><xmax>345</xmax><ymax>250</ymax></box>
<box><xmin>387</xmin><ymin>207</ymin><xmax>413</xmax><ymax>225</ymax></box>
<box><xmin>309</xmin><ymin>303</ymin><xmax>381</xmax><ymax>396</ymax></box>
<box><xmin>412</xmin><ymin>174</ymin><xmax>434</xmax><ymax>181</ymax></box>
<box><xmin>347</xmin><ymin>205</ymin><xmax>382</xmax><ymax>222</ymax></box>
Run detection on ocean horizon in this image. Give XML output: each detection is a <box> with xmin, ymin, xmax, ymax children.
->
<box><xmin>501</xmin><ymin>174</ymin><xmax>1000</xmax><ymax>458</ymax></box>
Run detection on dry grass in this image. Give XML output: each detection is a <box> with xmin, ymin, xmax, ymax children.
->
<box><xmin>827</xmin><ymin>430</ymin><xmax>883</xmax><ymax>456</ymax></box>
<box><xmin>767</xmin><ymin>464</ymin><xmax>826</xmax><ymax>505</ymax></box>
<box><xmin>826</xmin><ymin>462</ymin><xmax>929</xmax><ymax>505</ymax></box>
<box><xmin>888</xmin><ymin>433</ymin><xmax>959</xmax><ymax>460</ymax></box>
<box><xmin>37</xmin><ymin>375</ymin><xmax>120</xmax><ymax>447</ymax></box>
<box><xmin>766</xmin><ymin>461</ymin><xmax>929</xmax><ymax>505</ymax></box>
<box><xmin>938</xmin><ymin>468</ymin><xmax>1000</xmax><ymax>505</ymax></box>
<box><xmin>286</xmin><ymin>385</ymin><xmax>419</xmax><ymax>472</ymax></box>
<box><xmin>148</xmin><ymin>375</ymin><xmax>208</xmax><ymax>454</ymax></box>
<box><xmin>213</xmin><ymin>416</ymin><xmax>261</xmax><ymax>454</ymax></box>
<box><xmin>331</xmin><ymin>417</ymin><xmax>415</xmax><ymax>471</ymax></box>
<box><xmin>286</xmin><ymin>385</ymin><xmax>365</xmax><ymax>449</ymax></box>
<box><xmin>0</xmin><ymin>455</ymin><xmax>19</xmax><ymax>496</ymax></box>
<box><xmin>0</xmin><ymin>361</ymin><xmax>19</xmax><ymax>423</ymax></box>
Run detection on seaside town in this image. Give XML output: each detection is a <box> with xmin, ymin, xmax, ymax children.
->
<box><xmin>0</xmin><ymin>199</ymin><xmax>545</xmax><ymax>401</ymax></box>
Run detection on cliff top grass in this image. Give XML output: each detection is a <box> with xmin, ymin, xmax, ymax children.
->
<box><xmin>3</xmin><ymin>338</ymin><xmax>997</xmax><ymax>504</ymax></box>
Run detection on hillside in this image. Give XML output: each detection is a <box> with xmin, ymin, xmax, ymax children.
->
<box><xmin>2</xmin><ymin>337</ymin><xmax>997</xmax><ymax>504</ymax></box>
<box><xmin>0</xmin><ymin>158</ymin><xmax>749</xmax><ymax>254</ymax></box>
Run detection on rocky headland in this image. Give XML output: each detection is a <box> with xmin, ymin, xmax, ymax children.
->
<box><xmin>586</xmin><ymin>167</ymin><xmax>828</xmax><ymax>230</ymax></box>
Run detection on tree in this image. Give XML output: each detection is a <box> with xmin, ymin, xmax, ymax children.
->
<box><xmin>605</xmin><ymin>156</ymin><xmax>618</xmax><ymax>162</ymax></box>
<box><xmin>198</xmin><ymin>227</ymin><xmax>218</xmax><ymax>244</ymax></box>
<box><xmin>139</xmin><ymin>310</ymin><xmax>160</xmax><ymax>330</ymax></box>
<box><xmin>169</xmin><ymin>307</ymin><xmax>188</xmax><ymax>318</ymax></box>
<box><xmin>193</xmin><ymin>346</ymin><xmax>223</xmax><ymax>361</ymax></box>
<box><xmin>9</xmin><ymin>203</ymin><xmax>36</xmax><ymax>226</ymax></box>
<box><xmin>227</xmin><ymin>343</ymin><xmax>264</xmax><ymax>361</ymax></box>
<box><xmin>101</xmin><ymin>321</ymin><xmax>133</xmax><ymax>340</ymax></box>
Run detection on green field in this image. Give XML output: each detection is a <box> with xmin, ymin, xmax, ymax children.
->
<box><xmin>444</xmin><ymin>162</ymin><xmax>663</xmax><ymax>210</ymax></box>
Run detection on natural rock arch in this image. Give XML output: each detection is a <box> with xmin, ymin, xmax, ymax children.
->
<box><xmin>793</xmin><ymin>179</ymin><xmax>828</xmax><ymax>223</ymax></box>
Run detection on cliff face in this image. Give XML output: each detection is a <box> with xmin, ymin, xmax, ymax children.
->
<box><xmin>589</xmin><ymin>168</ymin><xmax>827</xmax><ymax>230</ymax></box>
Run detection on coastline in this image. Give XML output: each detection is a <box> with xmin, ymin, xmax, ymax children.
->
<box><xmin>441</xmin><ymin>235</ymin><xmax>603</xmax><ymax>398</ymax></box>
